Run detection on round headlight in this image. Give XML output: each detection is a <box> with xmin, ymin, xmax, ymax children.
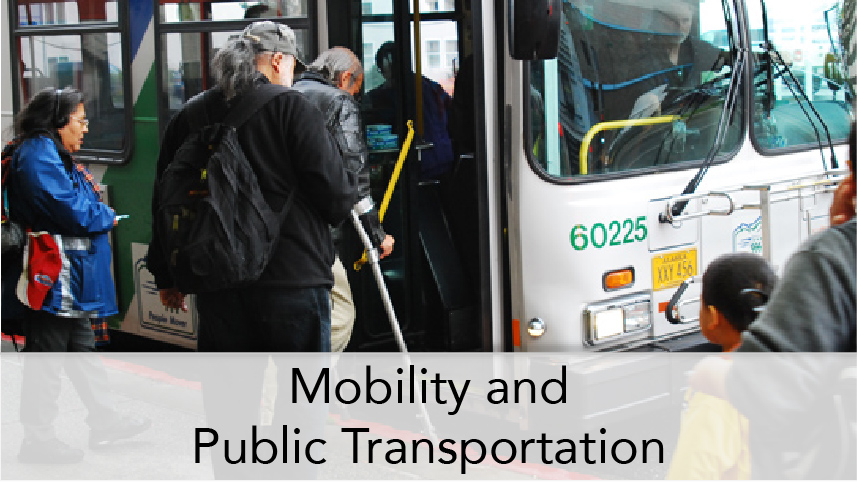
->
<box><xmin>527</xmin><ymin>318</ymin><xmax>546</xmax><ymax>337</ymax></box>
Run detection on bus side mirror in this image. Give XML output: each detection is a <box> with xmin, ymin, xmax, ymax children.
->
<box><xmin>509</xmin><ymin>0</ymin><xmax>561</xmax><ymax>60</ymax></box>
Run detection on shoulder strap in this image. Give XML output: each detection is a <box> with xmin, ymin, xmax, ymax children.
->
<box><xmin>224</xmin><ymin>83</ymin><xmax>295</xmax><ymax>219</ymax></box>
<box><xmin>223</xmin><ymin>84</ymin><xmax>287</xmax><ymax>129</ymax></box>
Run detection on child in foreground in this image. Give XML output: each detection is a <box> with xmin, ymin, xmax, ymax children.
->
<box><xmin>667</xmin><ymin>252</ymin><xmax>777</xmax><ymax>479</ymax></box>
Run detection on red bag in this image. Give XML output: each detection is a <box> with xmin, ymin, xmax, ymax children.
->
<box><xmin>16</xmin><ymin>232</ymin><xmax>62</xmax><ymax>310</ymax></box>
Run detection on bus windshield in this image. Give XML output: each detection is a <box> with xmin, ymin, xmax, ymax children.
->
<box><xmin>528</xmin><ymin>0</ymin><xmax>742</xmax><ymax>179</ymax></box>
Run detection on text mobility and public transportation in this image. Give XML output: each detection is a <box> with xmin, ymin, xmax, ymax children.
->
<box><xmin>2</xmin><ymin>0</ymin><xmax>851</xmax><ymax>366</ymax></box>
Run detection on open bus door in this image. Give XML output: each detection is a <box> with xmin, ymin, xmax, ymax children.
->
<box><xmin>334</xmin><ymin>0</ymin><xmax>491</xmax><ymax>352</ymax></box>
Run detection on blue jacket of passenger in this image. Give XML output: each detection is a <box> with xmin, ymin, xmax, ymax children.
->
<box><xmin>7</xmin><ymin>134</ymin><xmax>118</xmax><ymax>317</ymax></box>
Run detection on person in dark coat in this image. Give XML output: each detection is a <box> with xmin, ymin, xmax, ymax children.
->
<box><xmin>293</xmin><ymin>47</ymin><xmax>394</xmax><ymax>352</ymax></box>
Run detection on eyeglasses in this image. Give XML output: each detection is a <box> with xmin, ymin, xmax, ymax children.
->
<box><xmin>70</xmin><ymin>116</ymin><xmax>89</xmax><ymax>128</ymax></box>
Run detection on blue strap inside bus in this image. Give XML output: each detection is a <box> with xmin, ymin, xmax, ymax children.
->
<box><xmin>581</xmin><ymin>64</ymin><xmax>692</xmax><ymax>91</ymax></box>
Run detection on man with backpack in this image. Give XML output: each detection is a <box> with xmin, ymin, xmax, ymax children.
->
<box><xmin>147</xmin><ymin>21</ymin><xmax>358</xmax><ymax>352</ymax></box>
<box><xmin>148</xmin><ymin>21</ymin><xmax>357</xmax><ymax>479</ymax></box>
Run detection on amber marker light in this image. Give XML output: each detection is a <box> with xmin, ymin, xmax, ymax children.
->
<box><xmin>603</xmin><ymin>267</ymin><xmax>635</xmax><ymax>291</ymax></box>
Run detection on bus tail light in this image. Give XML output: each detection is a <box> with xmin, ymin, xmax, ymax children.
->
<box><xmin>583</xmin><ymin>292</ymin><xmax>652</xmax><ymax>346</ymax></box>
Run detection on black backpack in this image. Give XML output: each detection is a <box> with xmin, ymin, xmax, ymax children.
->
<box><xmin>155</xmin><ymin>84</ymin><xmax>295</xmax><ymax>294</ymax></box>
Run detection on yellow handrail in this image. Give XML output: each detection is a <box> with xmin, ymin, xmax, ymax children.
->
<box><xmin>354</xmin><ymin>120</ymin><xmax>415</xmax><ymax>271</ymax></box>
<box><xmin>578</xmin><ymin>115</ymin><xmax>680</xmax><ymax>175</ymax></box>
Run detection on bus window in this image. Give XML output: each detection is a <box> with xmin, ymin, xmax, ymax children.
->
<box><xmin>16</xmin><ymin>1</ymin><xmax>118</xmax><ymax>25</ymax></box>
<box><xmin>362</xmin><ymin>21</ymin><xmax>394</xmax><ymax>93</ymax></box>
<box><xmin>158</xmin><ymin>1</ymin><xmax>309</xmax><ymax>22</ymax></box>
<box><xmin>11</xmin><ymin>1</ymin><xmax>130</xmax><ymax>161</ymax></box>
<box><xmin>527</xmin><ymin>0</ymin><xmax>742</xmax><ymax>179</ymax></box>
<box><xmin>748</xmin><ymin>0</ymin><xmax>853</xmax><ymax>153</ymax></box>
<box><xmin>157</xmin><ymin>2</ymin><xmax>313</xmax><ymax>122</ymax></box>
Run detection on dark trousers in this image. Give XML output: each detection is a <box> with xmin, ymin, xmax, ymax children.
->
<box><xmin>195</xmin><ymin>286</ymin><xmax>331</xmax><ymax>478</ymax></box>
<box><xmin>20</xmin><ymin>310</ymin><xmax>119</xmax><ymax>442</ymax></box>
<box><xmin>196</xmin><ymin>285</ymin><xmax>331</xmax><ymax>352</ymax></box>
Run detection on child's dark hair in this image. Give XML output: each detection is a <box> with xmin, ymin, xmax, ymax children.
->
<box><xmin>702</xmin><ymin>253</ymin><xmax>778</xmax><ymax>332</ymax></box>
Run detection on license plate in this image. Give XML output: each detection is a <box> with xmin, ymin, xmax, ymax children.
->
<box><xmin>652</xmin><ymin>248</ymin><xmax>698</xmax><ymax>291</ymax></box>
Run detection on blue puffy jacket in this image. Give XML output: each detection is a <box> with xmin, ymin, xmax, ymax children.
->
<box><xmin>7</xmin><ymin>135</ymin><xmax>117</xmax><ymax>317</ymax></box>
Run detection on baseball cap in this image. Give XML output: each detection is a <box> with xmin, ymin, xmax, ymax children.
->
<box><xmin>242</xmin><ymin>21</ymin><xmax>306</xmax><ymax>74</ymax></box>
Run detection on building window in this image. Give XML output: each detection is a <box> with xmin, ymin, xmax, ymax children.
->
<box><xmin>426</xmin><ymin>40</ymin><xmax>441</xmax><ymax>68</ymax></box>
<box><xmin>445</xmin><ymin>39</ymin><xmax>458</xmax><ymax>70</ymax></box>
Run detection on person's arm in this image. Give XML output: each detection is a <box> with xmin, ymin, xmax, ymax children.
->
<box><xmin>739</xmin><ymin>245</ymin><xmax>854</xmax><ymax>352</ymax></box>
<box><xmin>284</xmin><ymin>92</ymin><xmax>358</xmax><ymax>227</ymax></box>
<box><xmin>331</xmin><ymin>95</ymin><xmax>390</xmax><ymax>253</ymax></box>
<box><xmin>17</xmin><ymin>138</ymin><xmax>115</xmax><ymax>235</ymax></box>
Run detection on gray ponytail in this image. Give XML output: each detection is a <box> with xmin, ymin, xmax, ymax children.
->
<box><xmin>212</xmin><ymin>38</ymin><xmax>261</xmax><ymax>100</ymax></box>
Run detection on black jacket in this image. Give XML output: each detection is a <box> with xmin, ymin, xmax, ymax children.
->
<box><xmin>292</xmin><ymin>71</ymin><xmax>386</xmax><ymax>249</ymax></box>
<box><xmin>148</xmin><ymin>75</ymin><xmax>358</xmax><ymax>290</ymax></box>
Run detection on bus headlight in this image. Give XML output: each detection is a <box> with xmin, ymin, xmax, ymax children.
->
<box><xmin>527</xmin><ymin>318</ymin><xmax>546</xmax><ymax>337</ymax></box>
<box><xmin>590</xmin><ymin>309</ymin><xmax>624</xmax><ymax>339</ymax></box>
<box><xmin>583</xmin><ymin>292</ymin><xmax>652</xmax><ymax>346</ymax></box>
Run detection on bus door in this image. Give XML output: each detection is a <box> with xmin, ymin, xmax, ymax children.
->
<box><xmin>336</xmin><ymin>0</ymin><xmax>489</xmax><ymax>351</ymax></box>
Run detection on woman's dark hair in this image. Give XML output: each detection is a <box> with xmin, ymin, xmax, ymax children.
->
<box><xmin>14</xmin><ymin>87</ymin><xmax>84</xmax><ymax>137</ymax></box>
<box><xmin>702</xmin><ymin>252</ymin><xmax>778</xmax><ymax>332</ymax></box>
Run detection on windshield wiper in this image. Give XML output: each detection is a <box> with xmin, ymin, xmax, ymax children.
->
<box><xmin>651</xmin><ymin>67</ymin><xmax>733</xmax><ymax>164</ymax></box>
<box><xmin>768</xmin><ymin>46</ymin><xmax>837</xmax><ymax>170</ymax></box>
<box><xmin>760</xmin><ymin>0</ymin><xmax>838</xmax><ymax>171</ymax></box>
<box><xmin>661</xmin><ymin>0</ymin><xmax>744</xmax><ymax>222</ymax></box>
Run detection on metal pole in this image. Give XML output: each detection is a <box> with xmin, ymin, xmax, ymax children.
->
<box><xmin>349</xmin><ymin>208</ymin><xmax>407</xmax><ymax>352</ymax></box>
<box><xmin>760</xmin><ymin>186</ymin><xmax>772</xmax><ymax>262</ymax></box>
<box><xmin>349</xmin><ymin>204</ymin><xmax>438</xmax><ymax>442</ymax></box>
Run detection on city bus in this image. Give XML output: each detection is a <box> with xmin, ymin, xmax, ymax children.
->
<box><xmin>2</xmin><ymin>0</ymin><xmax>853</xmax><ymax>355</ymax></box>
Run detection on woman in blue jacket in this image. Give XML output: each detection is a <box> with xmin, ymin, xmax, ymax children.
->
<box><xmin>8</xmin><ymin>87</ymin><xmax>118</xmax><ymax>342</ymax></box>
<box><xmin>7</xmin><ymin>87</ymin><xmax>148</xmax><ymax>463</ymax></box>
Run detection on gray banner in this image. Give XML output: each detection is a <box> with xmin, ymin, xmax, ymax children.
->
<box><xmin>2</xmin><ymin>352</ymin><xmax>854</xmax><ymax>479</ymax></box>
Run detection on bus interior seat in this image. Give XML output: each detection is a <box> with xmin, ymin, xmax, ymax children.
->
<box><xmin>440</xmin><ymin>154</ymin><xmax>482</xmax><ymax>289</ymax></box>
<box><xmin>418</xmin><ymin>180</ymin><xmax>479</xmax><ymax>350</ymax></box>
